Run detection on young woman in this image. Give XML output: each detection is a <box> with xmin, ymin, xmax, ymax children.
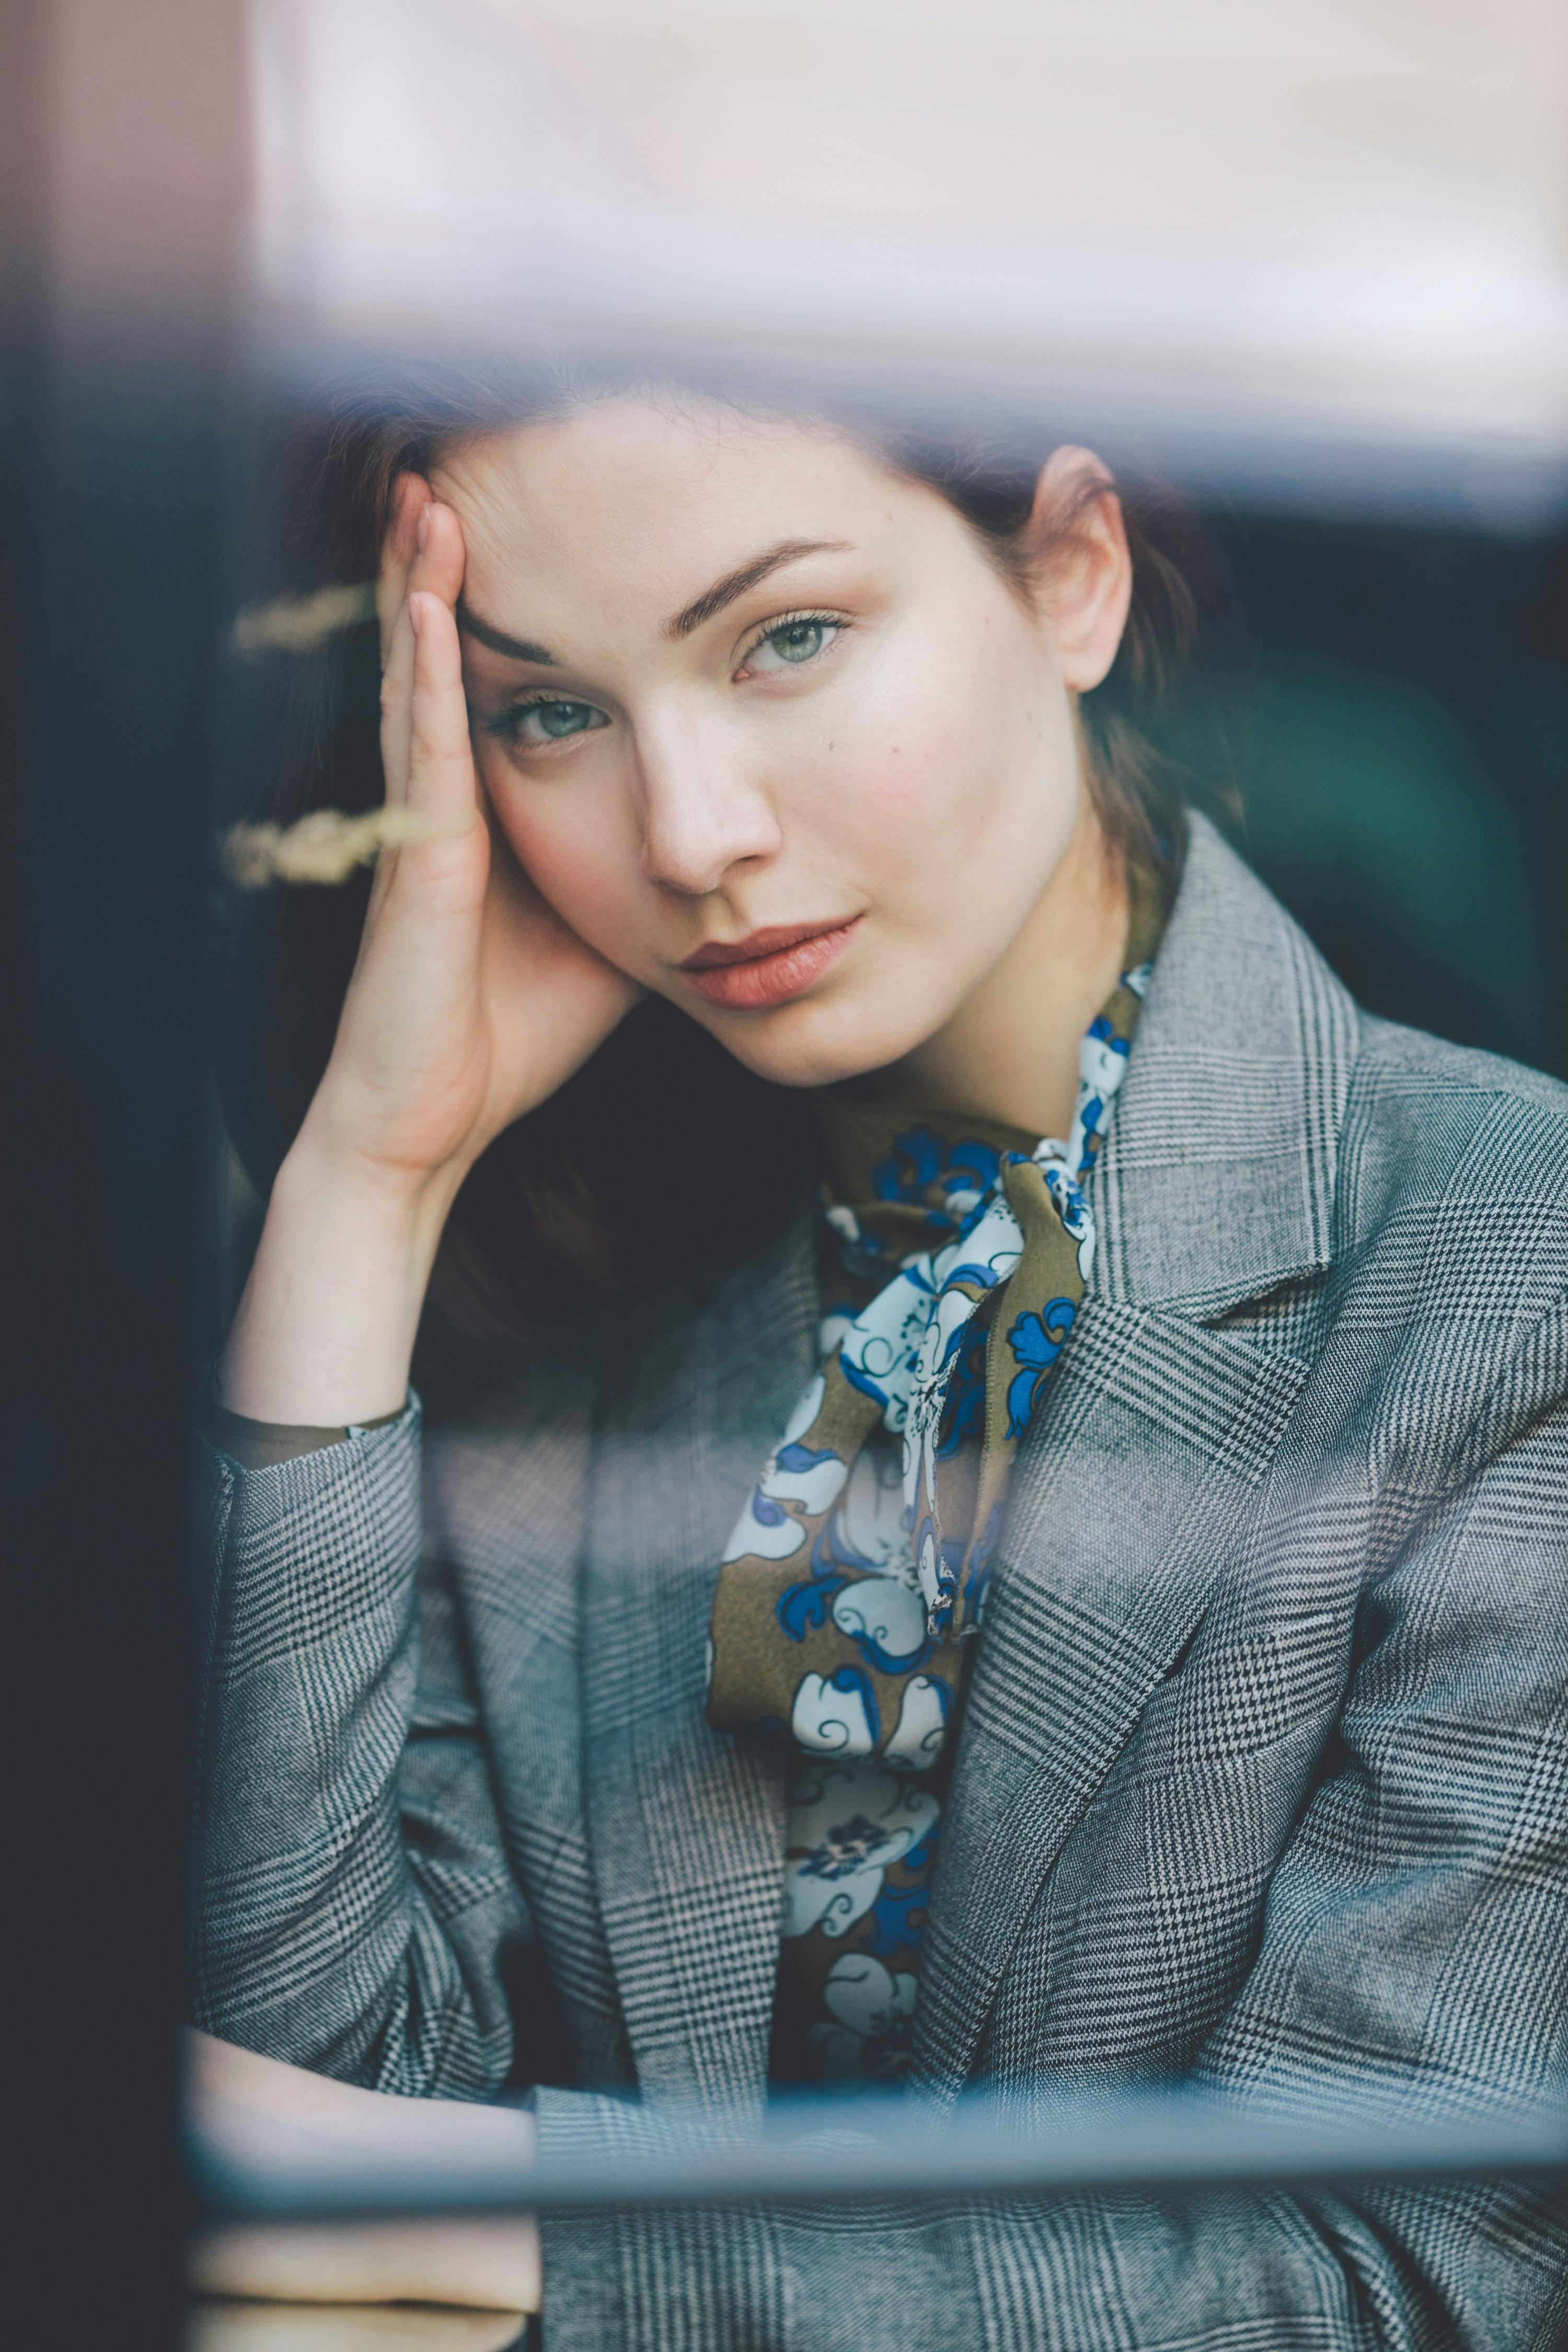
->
<box><xmin>192</xmin><ymin>378</ymin><xmax>1568</xmax><ymax>2348</ymax></box>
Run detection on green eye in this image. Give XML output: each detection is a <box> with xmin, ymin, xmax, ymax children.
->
<box><xmin>745</xmin><ymin>615</ymin><xmax>843</xmax><ymax>674</ymax></box>
<box><xmin>530</xmin><ymin>699</ymin><xmax>599</xmax><ymax>740</ymax></box>
<box><xmin>769</xmin><ymin>620</ymin><xmax>826</xmax><ymax>663</ymax></box>
<box><xmin>500</xmin><ymin>696</ymin><xmax>609</xmax><ymax>746</ymax></box>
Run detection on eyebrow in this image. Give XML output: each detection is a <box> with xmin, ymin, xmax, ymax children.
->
<box><xmin>455</xmin><ymin>597</ymin><xmax>556</xmax><ymax>665</ymax></box>
<box><xmin>664</xmin><ymin>538</ymin><xmax>853</xmax><ymax>639</ymax></box>
<box><xmin>454</xmin><ymin>535</ymin><xmax>854</xmax><ymax>666</ymax></box>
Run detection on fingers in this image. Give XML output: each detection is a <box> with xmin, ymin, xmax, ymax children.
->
<box><xmin>376</xmin><ymin>485</ymin><xmax>469</xmax><ymax>843</ymax></box>
<box><xmin>401</xmin><ymin>497</ymin><xmax>475</xmax><ymax>835</ymax></box>
<box><xmin>377</xmin><ymin>472</ymin><xmax>426</xmax><ymax>663</ymax></box>
<box><xmin>406</xmin><ymin>492</ymin><xmax>466</xmax><ymax>612</ymax></box>
<box><xmin>189</xmin><ymin>2288</ymin><xmax>527</xmax><ymax>2351</ymax></box>
<box><xmin>371</xmin><ymin>491</ymin><xmax>477</xmax><ymax>932</ymax></box>
<box><xmin>377</xmin><ymin>475</ymin><xmax>427</xmax><ymax>810</ymax></box>
<box><xmin>190</xmin><ymin>2216</ymin><xmax>539</xmax><ymax>2317</ymax></box>
<box><xmin>406</xmin><ymin>584</ymin><xmax>480</xmax><ymax>839</ymax></box>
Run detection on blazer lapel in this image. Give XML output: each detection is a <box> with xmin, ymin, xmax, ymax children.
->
<box><xmin>914</xmin><ymin>815</ymin><xmax>1358</xmax><ymax>2096</ymax></box>
<box><xmin>580</xmin><ymin>1222</ymin><xmax>817</xmax><ymax>2109</ymax></box>
<box><xmin>913</xmin><ymin>1299</ymin><xmax>1311</xmax><ymax>2095</ymax></box>
<box><xmin>1093</xmin><ymin>813</ymin><xmax>1359</xmax><ymax>1319</ymax></box>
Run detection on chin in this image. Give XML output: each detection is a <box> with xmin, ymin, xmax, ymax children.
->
<box><xmin>691</xmin><ymin>982</ymin><xmax>947</xmax><ymax>1091</ymax></box>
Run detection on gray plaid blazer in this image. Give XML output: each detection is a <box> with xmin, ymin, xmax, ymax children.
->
<box><xmin>194</xmin><ymin>817</ymin><xmax>1568</xmax><ymax>2349</ymax></box>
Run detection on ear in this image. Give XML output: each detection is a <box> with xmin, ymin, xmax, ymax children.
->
<box><xmin>1024</xmin><ymin>446</ymin><xmax>1133</xmax><ymax>693</ymax></box>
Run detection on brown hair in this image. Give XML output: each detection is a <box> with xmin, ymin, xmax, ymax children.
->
<box><xmin>218</xmin><ymin>359</ymin><xmax>1209</xmax><ymax>1336</ymax></box>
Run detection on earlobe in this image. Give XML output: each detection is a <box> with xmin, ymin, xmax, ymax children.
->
<box><xmin>1027</xmin><ymin>446</ymin><xmax>1134</xmax><ymax>695</ymax></box>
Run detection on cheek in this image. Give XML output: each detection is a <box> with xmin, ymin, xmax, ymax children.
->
<box><xmin>800</xmin><ymin>631</ymin><xmax>1066</xmax><ymax>898</ymax></box>
<box><xmin>483</xmin><ymin>765</ymin><xmax>650</xmax><ymax>962</ymax></box>
<box><xmin>811</xmin><ymin>735</ymin><xmax>970</xmax><ymax>892</ymax></box>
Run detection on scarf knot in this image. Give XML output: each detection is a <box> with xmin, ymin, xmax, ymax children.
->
<box><xmin>708</xmin><ymin>945</ymin><xmax>1156</xmax><ymax>1758</ymax></box>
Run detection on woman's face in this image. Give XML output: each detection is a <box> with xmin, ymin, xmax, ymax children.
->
<box><xmin>436</xmin><ymin>399</ymin><xmax>1123</xmax><ymax>1090</ymax></box>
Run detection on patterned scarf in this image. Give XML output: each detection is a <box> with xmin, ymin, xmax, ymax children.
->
<box><xmin>707</xmin><ymin>886</ymin><xmax>1163</xmax><ymax>2084</ymax></box>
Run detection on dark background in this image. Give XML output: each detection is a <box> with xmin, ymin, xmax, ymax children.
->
<box><xmin>1187</xmin><ymin>509</ymin><xmax>1568</xmax><ymax>1080</ymax></box>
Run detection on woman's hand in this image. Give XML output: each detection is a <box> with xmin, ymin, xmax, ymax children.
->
<box><xmin>189</xmin><ymin>2305</ymin><xmax>527</xmax><ymax>2350</ymax></box>
<box><xmin>186</xmin><ymin>2031</ymin><xmax>540</xmax><ymax>2318</ymax></box>
<box><xmin>221</xmin><ymin>480</ymin><xmax>640</xmax><ymax>1424</ymax></box>
<box><xmin>308</xmin><ymin>478</ymin><xmax>638</xmax><ymax>1198</ymax></box>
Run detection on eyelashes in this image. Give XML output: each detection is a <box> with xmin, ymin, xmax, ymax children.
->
<box><xmin>479</xmin><ymin>606</ymin><xmax>852</xmax><ymax>753</ymax></box>
<box><xmin>733</xmin><ymin>608</ymin><xmax>850</xmax><ymax>674</ymax></box>
<box><xmin>480</xmin><ymin>695</ymin><xmax>608</xmax><ymax>748</ymax></box>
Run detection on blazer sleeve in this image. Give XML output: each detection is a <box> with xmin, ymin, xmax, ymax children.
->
<box><xmin>190</xmin><ymin>1399</ymin><xmax>530</xmax><ymax>2099</ymax></box>
<box><xmin>528</xmin><ymin>1301</ymin><xmax>1568</xmax><ymax>2351</ymax></box>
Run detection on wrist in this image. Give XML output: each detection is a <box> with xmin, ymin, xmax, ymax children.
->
<box><xmin>281</xmin><ymin>1113</ymin><xmax>474</xmax><ymax>1246</ymax></box>
<box><xmin>219</xmin><ymin>1133</ymin><xmax>471</xmax><ymax>1427</ymax></box>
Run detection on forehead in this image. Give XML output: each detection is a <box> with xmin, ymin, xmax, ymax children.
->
<box><xmin>431</xmin><ymin>398</ymin><xmax>920</xmax><ymax>629</ymax></box>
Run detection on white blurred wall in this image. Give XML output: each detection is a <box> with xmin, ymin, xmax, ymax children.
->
<box><xmin>250</xmin><ymin>0</ymin><xmax>1568</xmax><ymax>515</ymax></box>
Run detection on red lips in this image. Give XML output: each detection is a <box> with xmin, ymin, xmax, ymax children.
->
<box><xmin>679</xmin><ymin>917</ymin><xmax>861</xmax><ymax>1009</ymax></box>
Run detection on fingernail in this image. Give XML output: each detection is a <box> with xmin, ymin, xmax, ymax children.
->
<box><xmin>407</xmin><ymin>590</ymin><xmax>424</xmax><ymax>638</ymax></box>
<box><xmin>416</xmin><ymin>502</ymin><xmax>432</xmax><ymax>552</ymax></box>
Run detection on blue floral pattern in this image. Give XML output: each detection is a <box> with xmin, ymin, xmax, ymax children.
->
<box><xmin>708</xmin><ymin>910</ymin><xmax>1163</xmax><ymax>2086</ymax></box>
<box><xmin>1004</xmin><ymin>1298</ymin><xmax>1079</xmax><ymax>1438</ymax></box>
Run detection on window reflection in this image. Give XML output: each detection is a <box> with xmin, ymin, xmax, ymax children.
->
<box><xmin>174</xmin><ymin>5</ymin><xmax>1568</xmax><ymax>2345</ymax></box>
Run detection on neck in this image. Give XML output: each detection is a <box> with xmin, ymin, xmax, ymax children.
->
<box><xmin>875</xmin><ymin>788</ymin><xmax>1128</xmax><ymax>1139</ymax></box>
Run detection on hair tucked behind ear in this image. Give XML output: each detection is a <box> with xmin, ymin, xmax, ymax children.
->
<box><xmin>217</xmin><ymin>364</ymin><xmax>1221</xmax><ymax>1340</ymax></box>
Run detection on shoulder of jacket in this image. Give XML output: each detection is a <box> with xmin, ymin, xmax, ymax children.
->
<box><xmin>1352</xmin><ymin>1010</ymin><xmax>1568</xmax><ymax>1119</ymax></box>
<box><xmin>1329</xmin><ymin>1011</ymin><xmax>1568</xmax><ymax>1312</ymax></box>
<box><xmin>1344</xmin><ymin>1013</ymin><xmax>1568</xmax><ymax>1190</ymax></box>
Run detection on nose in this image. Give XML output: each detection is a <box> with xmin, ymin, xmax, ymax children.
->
<box><xmin>636</xmin><ymin>707</ymin><xmax>783</xmax><ymax>897</ymax></box>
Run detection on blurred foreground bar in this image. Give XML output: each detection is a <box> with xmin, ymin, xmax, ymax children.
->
<box><xmin>192</xmin><ymin>2083</ymin><xmax>1568</xmax><ymax>2222</ymax></box>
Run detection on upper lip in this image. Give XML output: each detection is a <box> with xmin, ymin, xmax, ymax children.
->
<box><xmin>679</xmin><ymin>917</ymin><xmax>856</xmax><ymax>971</ymax></box>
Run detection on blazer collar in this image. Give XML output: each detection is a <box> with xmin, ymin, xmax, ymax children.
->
<box><xmin>910</xmin><ymin>823</ymin><xmax>1362</xmax><ymax>2095</ymax></box>
<box><xmin>1093</xmin><ymin>812</ymin><xmax>1359</xmax><ymax>1319</ymax></box>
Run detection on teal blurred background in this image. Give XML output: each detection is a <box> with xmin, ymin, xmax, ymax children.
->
<box><xmin>1169</xmin><ymin>512</ymin><xmax>1568</xmax><ymax>1080</ymax></box>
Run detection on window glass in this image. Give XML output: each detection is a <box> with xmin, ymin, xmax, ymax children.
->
<box><xmin>177</xmin><ymin>6</ymin><xmax>1568</xmax><ymax>2344</ymax></box>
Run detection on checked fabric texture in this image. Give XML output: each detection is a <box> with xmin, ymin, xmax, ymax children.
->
<box><xmin>190</xmin><ymin>820</ymin><xmax>1568</xmax><ymax>2351</ymax></box>
<box><xmin>707</xmin><ymin>889</ymin><xmax>1163</xmax><ymax>2084</ymax></box>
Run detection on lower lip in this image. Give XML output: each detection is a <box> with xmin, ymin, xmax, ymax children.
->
<box><xmin>683</xmin><ymin>920</ymin><xmax>861</xmax><ymax>1010</ymax></box>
